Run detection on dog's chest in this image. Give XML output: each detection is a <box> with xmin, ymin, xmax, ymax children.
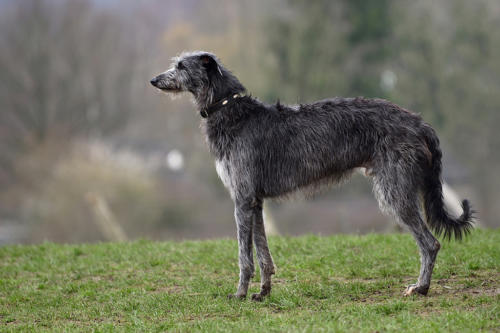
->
<box><xmin>215</xmin><ymin>159</ymin><xmax>233</xmax><ymax>195</ymax></box>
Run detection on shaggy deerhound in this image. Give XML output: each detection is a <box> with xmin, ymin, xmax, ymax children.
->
<box><xmin>150</xmin><ymin>51</ymin><xmax>474</xmax><ymax>301</ymax></box>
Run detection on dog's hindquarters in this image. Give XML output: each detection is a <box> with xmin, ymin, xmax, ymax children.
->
<box><xmin>370</xmin><ymin>133</ymin><xmax>441</xmax><ymax>295</ymax></box>
<box><xmin>370</xmin><ymin>123</ymin><xmax>473</xmax><ymax>295</ymax></box>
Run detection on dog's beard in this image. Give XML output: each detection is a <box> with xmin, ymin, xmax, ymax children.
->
<box><xmin>155</xmin><ymin>88</ymin><xmax>190</xmax><ymax>102</ymax></box>
<box><xmin>154</xmin><ymin>83</ymin><xmax>199</xmax><ymax>109</ymax></box>
<box><xmin>167</xmin><ymin>91</ymin><xmax>186</xmax><ymax>100</ymax></box>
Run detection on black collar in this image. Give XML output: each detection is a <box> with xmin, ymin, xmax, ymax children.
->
<box><xmin>200</xmin><ymin>93</ymin><xmax>243</xmax><ymax>118</ymax></box>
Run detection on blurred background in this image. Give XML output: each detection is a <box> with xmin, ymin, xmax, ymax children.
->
<box><xmin>0</xmin><ymin>0</ymin><xmax>499</xmax><ymax>244</ymax></box>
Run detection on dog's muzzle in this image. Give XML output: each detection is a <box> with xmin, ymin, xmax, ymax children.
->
<box><xmin>150</xmin><ymin>73</ymin><xmax>180</xmax><ymax>91</ymax></box>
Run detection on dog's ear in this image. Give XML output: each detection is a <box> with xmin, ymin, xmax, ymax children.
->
<box><xmin>200</xmin><ymin>54</ymin><xmax>222</xmax><ymax>76</ymax></box>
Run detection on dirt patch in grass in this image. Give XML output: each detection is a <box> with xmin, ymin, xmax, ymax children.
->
<box><xmin>467</xmin><ymin>287</ymin><xmax>500</xmax><ymax>296</ymax></box>
<box><xmin>323</xmin><ymin>273</ymin><xmax>500</xmax><ymax>305</ymax></box>
<box><xmin>330</xmin><ymin>276</ymin><xmax>380</xmax><ymax>283</ymax></box>
<box><xmin>433</xmin><ymin>271</ymin><xmax>500</xmax><ymax>296</ymax></box>
<box><xmin>152</xmin><ymin>285</ymin><xmax>184</xmax><ymax>294</ymax></box>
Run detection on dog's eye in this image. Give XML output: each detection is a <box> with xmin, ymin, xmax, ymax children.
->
<box><xmin>177</xmin><ymin>62</ymin><xmax>185</xmax><ymax>70</ymax></box>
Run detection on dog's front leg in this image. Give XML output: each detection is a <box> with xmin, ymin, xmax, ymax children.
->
<box><xmin>228</xmin><ymin>200</ymin><xmax>255</xmax><ymax>299</ymax></box>
<box><xmin>251</xmin><ymin>199</ymin><xmax>275</xmax><ymax>302</ymax></box>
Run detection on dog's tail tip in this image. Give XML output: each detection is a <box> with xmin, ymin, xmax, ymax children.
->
<box><xmin>439</xmin><ymin>199</ymin><xmax>475</xmax><ymax>241</ymax></box>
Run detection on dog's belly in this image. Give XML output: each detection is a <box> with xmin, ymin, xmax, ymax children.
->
<box><xmin>256</xmin><ymin>153</ymin><xmax>372</xmax><ymax>198</ymax></box>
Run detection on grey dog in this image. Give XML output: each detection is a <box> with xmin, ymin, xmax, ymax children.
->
<box><xmin>150</xmin><ymin>51</ymin><xmax>473</xmax><ymax>301</ymax></box>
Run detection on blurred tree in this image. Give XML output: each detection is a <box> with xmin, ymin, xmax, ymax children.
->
<box><xmin>344</xmin><ymin>0</ymin><xmax>394</xmax><ymax>97</ymax></box>
<box><xmin>263</xmin><ymin>0</ymin><xmax>395</xmax><ymax>102</ymax></box>
<box><xmin>264</xmin><ymin>1</ymin><xmax>348</xmax><ymax>102</ymax></box>
<box><xmin>0</xmin><ymin>0</ymin><xmax>141</xmax><ymax>186</ymax></box>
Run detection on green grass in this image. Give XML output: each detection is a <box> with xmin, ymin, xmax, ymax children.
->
<box><xmin>1</xmin><ymin>230</ymin><xmax>499</xmax><ymax>332</ymax></box>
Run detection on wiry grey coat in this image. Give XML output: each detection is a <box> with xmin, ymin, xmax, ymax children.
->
<box><xmin>151</xmin><ymin>51</ymin><xmax>473</xmax><ymax>301</ymax></box>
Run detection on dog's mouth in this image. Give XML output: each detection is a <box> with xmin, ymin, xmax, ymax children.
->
<box><xmin>153</xmin><ymin>84</ymin><xmax>184</xmax><ymax>95</ymax></box>
<box><xmin>156</xmin><ymin>86</ymin><xmax>182</xmax><ymax>93</ymax></box>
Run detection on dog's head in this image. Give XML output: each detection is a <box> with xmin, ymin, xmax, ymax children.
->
<box><xmin>150</xmin><ymin>51</ymin><xmax>245</xmax><ymax>109</ymax></box>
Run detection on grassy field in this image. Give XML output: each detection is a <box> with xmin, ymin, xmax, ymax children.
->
<box><xmin>0</xmin><ymin>229</ymin><xmax>498</xmax><ymax>332</ymax></box>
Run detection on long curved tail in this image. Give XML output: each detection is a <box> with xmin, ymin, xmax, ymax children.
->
<box><xmin>422</xmin><ymin>126</ymin><xmax>474</xmax><ymax>240</ymax></box>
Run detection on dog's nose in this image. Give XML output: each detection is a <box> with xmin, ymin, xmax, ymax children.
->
<box><xmin>150</xmin><ymin>76</ymin><xmax>159</xmax><ymax>86</ymax></box>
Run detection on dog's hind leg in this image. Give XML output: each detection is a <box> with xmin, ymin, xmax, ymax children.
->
<box><xmin>250</xmin><ymin>198</ymin><xmax>275</xmax><ymax>301</ymax></box>
<box><xmin>373</xmin><ymin>169</ymin><xmax>440</xmax><ymax>296</ymax></box>
<box><xmin>228</xmin><ymin>198</ymin><xmax>255</xmax><ymax>299</ymax></box>
<box><xmin>402</xmin><ymin>212</ymin><xmax>440</xmax><ymax>296</ymax></box>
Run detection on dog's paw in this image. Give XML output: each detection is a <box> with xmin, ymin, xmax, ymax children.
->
<box><xmin>404</xmin><ymin>284</ymin><xmax>418</xmax><ymax>296</ymax></box>
<box><xmin>404</xmin><ymin>284</ymin><xmax>429</xmax><ymax>296</ymax></box>
<box><xmin>227</xmin><ymin>293</ymin><xmax>246</xmax><ymax>300</ymax></box>
<box><xmin>251</xmin><ymin>293</ymin><xmax>265</xmax><ymax>302</ymax></box>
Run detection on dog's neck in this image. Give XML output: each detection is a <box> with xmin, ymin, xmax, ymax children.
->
<box><xmin>202</xmin><ymin>95</ymin><xmax>267</xmax><ymax>160</ymax></box>
<box><xmin>194</xmin><ymin>66</ymin><xmax>246</xmax><ymax>112</ymax></box>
